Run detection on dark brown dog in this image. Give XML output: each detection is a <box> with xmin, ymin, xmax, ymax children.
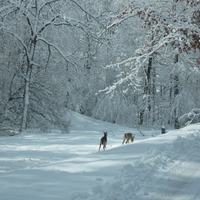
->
<box><xmin>98</xmin><ymin>131</ymin><xmax>107</xmax><ymax>151</ymax></box>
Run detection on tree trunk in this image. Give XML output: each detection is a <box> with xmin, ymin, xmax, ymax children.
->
<box><xmin>139</xmin><ymin>56</ymin><xmax>153</xmax><ymax>125</ymax></box>
<box><xmin>20</xmin><ymin>65</ymin><xmax>32</xmax><ymax>132</ymax></box>
<box><xmin>174</xmin><ymin>54</ymin><xmax>180</xmax><ymax>129</ymax></box>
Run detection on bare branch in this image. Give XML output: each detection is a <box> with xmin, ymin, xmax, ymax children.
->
<box><xmin>98</xmin><ymin>13</ymin><xmax>138</xmax><ymax>37</ymax></box>
<box><xmin>37</xmin><ymin>37</ymin><xmax>77</xmax><ymax>68</ymax></box>
<box><xmin>70</xmin><ymin>0</ymin><xmax>104</xmax><ymax>27</ymax></box>
<box><xmin>6</xmin><ymin>31</ymin><xmax>30</xmax><ymax>59</ymax></box>
<box><xmin>37</xmin><ymin>15</ymin><xmax>60</xmax><ymax>35</ymax></box>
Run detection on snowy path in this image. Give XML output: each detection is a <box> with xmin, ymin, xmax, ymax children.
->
<box><xmin>1</xmin><ymin>112</ymin><xmax>200</xmax><ymax>200</ymax></box>
<box><xmin>160</xmin><ymin>160</ymin><xmax>200</xmax><ymax>200</ymax></box>
<box><xmin>172</xmin><ymin>160</ymin><xmax>200</xmax><ymax>200</ymax></box>
<box><xmin>140</xmin><ymin>159</ymin><xmax>200</xmax><ymax>200</ymax></box>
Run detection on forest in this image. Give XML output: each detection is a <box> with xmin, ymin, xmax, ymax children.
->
<box><xmin>0</xmin><ymin>0</ymin><xmax>200</xmax><ymax>133</ymax></box>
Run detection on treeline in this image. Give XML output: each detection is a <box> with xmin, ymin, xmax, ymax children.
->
<box><xmin>0</xmin><ymin>0</ymin><xmax>199</xmax><ymax>133</ymax></box>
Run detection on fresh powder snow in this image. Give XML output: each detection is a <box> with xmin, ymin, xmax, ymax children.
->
<box><xmin>0</xmin><ymin>111</ymin><xmax>200</xmax><ymax>200</ymax></box>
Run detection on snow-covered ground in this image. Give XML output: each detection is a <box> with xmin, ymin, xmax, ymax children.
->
<box><xmin>1</xmin><ymin>111</ymin><xmax>200</xmax><ymax>200</ymax></box>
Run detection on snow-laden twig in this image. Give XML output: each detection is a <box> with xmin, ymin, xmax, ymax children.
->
<box><xmin>70</xmin><ymin>0</ymin><xmax>104</xmax><ymax>27</ymax></box>
<box><xmin>98</xmin><ymin>13</ymin><xmax>138</xmax><ymax>37</ymax></box>
<box><xmin>37</xmin><ymin>37</ymin><xmax>77</xmax><ymax>68</ymax></box>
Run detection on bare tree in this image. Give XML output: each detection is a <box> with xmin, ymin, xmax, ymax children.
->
<box><xmin>0</xmin><ymin>0</ymin><xmax>103</xmax><ymax>132</ymax></box>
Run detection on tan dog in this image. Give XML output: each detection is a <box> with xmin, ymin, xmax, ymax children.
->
<box><xmin>122</xmin><ymin>133</ymin><xmax>135</xmax><ymax>145</ymax></box>
<box><xmin>98</xmin><ymin>131</ymin><xmax>107</xmax><ymax>151</ymax></box>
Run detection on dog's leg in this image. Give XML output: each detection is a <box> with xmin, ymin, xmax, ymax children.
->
<box><xmin>103</xmin><ymin>142</ymin><xmax>106</xmax><ymax>150</ymax></box>
<box><xmin>122</xmin><ymin>138</ymin><xmax>125</xmax><ymax>145</ymax></box>
<box><xmin>98</xmin><ymin>142</ymin><xmax>101</xmax><ymax>152</ymax></box>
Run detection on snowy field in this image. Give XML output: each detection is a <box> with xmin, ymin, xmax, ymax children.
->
<box><xmin>1</xmin><ymin>111</ymin><xmax>200</xmax><ymax>200</ymax></box>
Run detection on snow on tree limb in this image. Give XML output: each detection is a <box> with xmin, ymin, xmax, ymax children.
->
<box><xmin>37</xmin><ymin>37</ymin><xmax>77</xmax><ymax>68</ymax></box>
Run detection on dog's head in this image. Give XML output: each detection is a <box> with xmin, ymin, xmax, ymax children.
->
<box><xmin>131</xmin><ymin>135</ymin><xmax>135</xmax><ymax>142</ymax></box>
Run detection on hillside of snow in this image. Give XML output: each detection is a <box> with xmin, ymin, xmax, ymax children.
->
<box><xmin>0</xmin><ymin>111</ymin><xmax>200</xmax><ymax>200</ymax></box>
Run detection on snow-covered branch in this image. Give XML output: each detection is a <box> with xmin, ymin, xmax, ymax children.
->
<box><xmin>6</xmin><ymin>31</ymin><xmax>30</xmax><ymax>59</ymax></box>
<box><xmin>70</xmin><ymin>0</ymin><xmax>104</xmax><ymax>27</ymax></box>
<box><xmin>98</xmin><ymin>13</ymin><xmax>138</xmax><ymax>37</ymax></box>
<box><xmin>37</xmin><ymin>37</ymin><xmax>77</xmax><ymax>68</ymax></box>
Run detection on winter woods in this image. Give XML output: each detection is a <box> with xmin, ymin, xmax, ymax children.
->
<box><xmin>0</xmin><ymin>0</ymin><xmax>200</xmax><ymax>133</ymax></box>
<box><xmin>93</xmin><ymin>0</ymin><xmax>200</xmax><ymax>128</ymax></box>
<box><xmin>0</xmin><ymin>0</ymin><xmax>104</xmax><ymax>132</ymax></box>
